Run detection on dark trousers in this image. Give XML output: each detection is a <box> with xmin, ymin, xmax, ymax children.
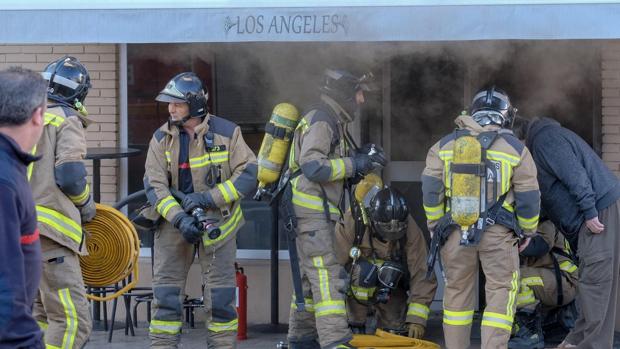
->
<box><xmin>565</xmin><ymin>199</ymin><xmax>620</xmax><ymax>349</ymax></box>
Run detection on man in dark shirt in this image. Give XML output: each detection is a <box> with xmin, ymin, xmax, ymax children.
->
<box><xmin>515</xmin><ymin>116</ymin><xmax>620</xmax><ymax>349</ymax></box>
<box><xmin>0</xmin><ymin>67</ymin><xmax>47</xmax><ymax>348</ymax></box>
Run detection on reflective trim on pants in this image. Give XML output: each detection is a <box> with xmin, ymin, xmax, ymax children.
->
<box><xmin>149</xmin><ymin>319</ymin><xmax>183</xmax><ymax>335</ymax></box>
<box><xmin>208</xmin><ymin>318</ymin><xmax>238</xmax><ymax>332</ymax></box>
<box><xmin>58</xmin><ymin>288</ymin><xmax>78</xmax><ymax>349</ymax></box>
<box><xmin>507</xmin><ymin>270</ymin><xmax>519</xmax><ymax>317</ymax></box>
<box><xmin>443</xmin><ymin>309</ymin><xmax>474</xmax><ymax>326</ymax></box>
<box><xmin>481</xmin><ymin>311</ymin><xmax>513</xmax><ymax>332</ymax></box>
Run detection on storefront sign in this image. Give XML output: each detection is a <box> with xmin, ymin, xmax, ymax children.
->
<box><xmin>224</xmin><ymin>14</ymin><xmax>349</xmax><ymax>36</ymax></box>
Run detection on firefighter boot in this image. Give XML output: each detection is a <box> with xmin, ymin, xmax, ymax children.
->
<box><xmin>508</xmin><ymin>308</ymin><xmax>544</xmax><ymax>349</ymax></box>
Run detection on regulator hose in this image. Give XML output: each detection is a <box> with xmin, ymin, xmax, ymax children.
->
<box><xmin>80</xmin><ymin>203</ymin><xmax>140</xmax><ymax>301</ymax></box>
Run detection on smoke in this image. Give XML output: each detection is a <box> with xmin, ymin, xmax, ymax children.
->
<box><xmin>128</xmin><ymin>39</ymin><xmax>600</xmax><ymax>146</ymax></box>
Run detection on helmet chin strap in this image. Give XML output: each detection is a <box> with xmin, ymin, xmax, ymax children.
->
<box><xmin>168</xmin><ymin>114</ymin><xmax>204</xmax><ymax>128</ymax></box>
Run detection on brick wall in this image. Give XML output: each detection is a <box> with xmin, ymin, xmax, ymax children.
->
<box><xmin>603</xmin><ymin>43</ymin><xmax>620</xmax><ymax>177</ymax></box>
<box><xmin>0</xmin><ymin>44</ymin><xmax>120</xmax><ymax>204</ymax></box>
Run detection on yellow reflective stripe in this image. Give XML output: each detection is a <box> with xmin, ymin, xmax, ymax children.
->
<box><xmin>189</xmin><ymin>151</ymin><xmax>229</xmax><ymax>168</ymax></box>
<box><xmin>314</xmin><ymin>300</ymin><xmax>346</xmax><ymax>317</ymax></box>
<box><xmin>38</xmin><ymin>321</ymin><xmax>48</xmax><ymax>331</ymax></box>
<box><xmin>408</xmin><ymin>303</ymin><xmax>430</xmax><ymax>320</ymax></box>
<box><xmin>351</xmin><ymin>286</ymin><xmax>375</xmax><ymax>300</ymax></box>
<box><xmin>291</xmin><ymin>297</ymin><xmax>315</xmax><ymax>312</ymax></box>
<box><xmin>44</xmin><ymin>112</ymin><xmax>65</xmax><ymax>127</ymax></box>
<box><xmin>487</xmin><ymin>150</ymin><xmax>520</xmax><ymax>166</ymax></box>
<box><xmin>58</xmin><ymin>288</ymin><xmax>77</xmax><ymax>349</ymax></box>
<box><xmin>46</xmin><ymin>345</ymin><xmax>61</xmax><ymax>349</ymax></box>
<box><xmin>517</xmin><ymin>215</ymin><xmax>539</xmax><ymax>230</ymax></box>
<box><xmin>521</xmin><ymin>276</ymin><xmax>544</xmax><ymax>287</ymax></box>
<box><xmin>424</xmin><ymin>204</ymin><xmax>445</xmax><ymax>220</ymax></box>
<box><xmin>481</xmin><ymin>311</ymin><xmax>513</xmax><ymax>332</ymax></box>
<box><xmin>329</xmin><ymin>159</ymin><xmax>346</xmax><ymax>181</ymax></box>
<box><xmin>156</xmin><ymin>195</ymin><xmax>180</xmax><ymax>219</ymax></box>
<box><xmin>36</xmin><ymin>206</ymin><xmax>82</xmax><ymax>243</ymax></box>
<box><xmin>297</xmin><ymin>118</ymin><xmax>309</xmax><ymax>134</ymax></box>
<box><xmin>313</xmin><ymin>256</ymin><xmax>331</xmax><ymax>301</ymax></box>
<box><xmin>27</xmin><ymin>144</ymin><xmax>37</xmax><ymax>181</ymax></box>
<box><xmin>68</xmin><ymin>184</ymin><xmax>90</xmax><ymax>204</ymax></box>
<box><xmin>507</xmin><ymin>270</ymin><xmax>518</xmax><ymax>317</ymax></box>
<box><xmin>208</xmin><ymin>319</ymin><xmax>238</xmax><ymax>332</ymax></box>
<box><xmin>291</xmin><ymin>178</ymin><xmax>339</xmax><ymax>215</ymax></box>
<box><xmin>517</xmin><ymin>288</ymin><xmax>537</xmax><ymax>307</ymax></box>
<box><xmin>502</xmin><ymin>202</ymin><xmax>515</xmax><ymax>213</ymax></box>
<box><xmin>203</xmin><ymin>204</ymin><xmax>243</xmax><ymax>247</ymax></box>
<box><xmin>438</xmin><ymin>150</ymin><xmax>453</xmax><ymax>160</ymax></box>
<box><xmin>443</xmin><ymin>309</ymin><xmax>474</xmax><ymax>326</ymax></box>
<box><xmin>217</xmin><ymin>180</ymin><xmax>240</xmax><ymax>204</ymax></box>
<box><xmin>149</xmin><ymin>319</ymin><xmax>182</xmax><ymax>334</ymax></box>
<box><xmin>560</xmin><ymin>261</ymin><xmax>578</xmax><ymax>273</ymax></box>
<box><xmin>165</xmin><ymin>151</ymin><xmax>171</xmax><ymax>163</ymax></box>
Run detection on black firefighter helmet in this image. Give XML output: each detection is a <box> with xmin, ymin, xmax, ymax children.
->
<box><xmin>320</xmin><ymin>68</ymin><xmax>377</xmax><ymax>120</ymax></box>
<box><xmin>42</xmin><ymin>56</ymin><xmax>91</xmax><ymax>109</ymax></box>
<box><xmin>470</xmin><ymin>86</ymin><xmax>517</xmax><ymax>128</ymax></box>
<box><xmin>368</xmin><ymin>187</ymin><xmax>409</xmax><ymax>241</ymax></box>
<box><xmin>156</xmin><ymin>72</ymin><xmax>208</xmax><ymax>119</ymax></box>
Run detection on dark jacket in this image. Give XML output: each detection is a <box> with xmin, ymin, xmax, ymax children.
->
<box><xmin>0</xmin><ymin>132</ymin><xmax>43</xmax><ymax>349</ymax></box>
<box><xmin>526</xmin><ymin>117</ymin><xmax>620</xmax><ymax>238</ymax></box>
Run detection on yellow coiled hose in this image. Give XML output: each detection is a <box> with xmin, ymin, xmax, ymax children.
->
<box><xmin>351</xmin><ymin>329</ymin><xmax>440</xmax><ymax>349</ymax></box>
<box><xmin>80</xmin><ymin>203</ymin><xmax>140</xmax><ymax>301</ymax></box>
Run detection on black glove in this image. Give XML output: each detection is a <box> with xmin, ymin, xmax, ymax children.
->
<box><xmin>172</xmin><ymin>213</ymin><xmax>204</xmax><ymax>244</ymax></box>
<box><xmin>358</xmin><ymin>143</ymin><xmax>388</xmax><ymax>168</ymax></box>
<box><xmin>353</xmin><ymin>153</ymin><xmax>375</xmax><ymax>176</ymax></box>
<box><xmin>181</xmin><ymin>192</ymin><xmax>215</xmax><ymax>213</ymax></box>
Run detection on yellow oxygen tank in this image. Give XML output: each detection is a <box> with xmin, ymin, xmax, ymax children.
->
<box><xmin>451</xmin><ymin>135</ymin><xmax>482</xmax><ymax>231</ymax></box>
<box><xmin>255</xmin><ymin>103</ymin><xmax>300</xmax><ymax>198</ymax></box>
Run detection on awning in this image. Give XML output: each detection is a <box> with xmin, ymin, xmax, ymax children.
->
<box><xmin>1</xmin><ymin>1</ymin><xmax>619</xmax><ymax>43</ymax></box>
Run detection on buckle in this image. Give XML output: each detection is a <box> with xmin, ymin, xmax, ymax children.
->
<box><xmin>485</xmin><ymin>217</ymin><xmax>495</xmax><ymax>226</ymax></box>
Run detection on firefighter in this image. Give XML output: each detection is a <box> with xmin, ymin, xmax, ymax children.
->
<box><xmin>422</xmin><ymin>86</ymin><xmax>540</xmax><ymax>349</ymax></box>
<box><xmin>508</xmin><ymin>219</ymin><xmax>578</xmax><ymax>349</ymax></box>
<box><xmin>143</xmin><ymin>72</ymin><xmax>257</xmax><ymax>349</ymax></box>
<box><xmin>285</xmin><ymin>69</ymin><xmax>386</xmax><ymax>349</ymax></box>
<box><xmin>334</xmin><ymin>178</ymin><xmax>438</xmax><ymax>339</ymax></box>
<box><xmin>30</xmin><ymin>56</ymin><xmax>95</xmax><ymax>348</ymax></box>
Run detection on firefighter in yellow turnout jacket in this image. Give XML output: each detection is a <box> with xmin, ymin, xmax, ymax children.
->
<box><xmin>422</xmin><ymin>87</ymin><xmax>540</xmax><ymax>349</ymax></box>
<box><xmin>31</xmin><ymin>57</ymin><xmax>95</xmax><ymax>348</ymax></box>
<box><xmin>334</xmin><ymin>181</ymin><xmax>437</xmax><ymax>339</ymax></box>
<box><xmin>144</xmin><ymin>73</ymin><xmax>257</xmax><ymax>349</ymax></box>
<box><xmin>285</xmin><ymin>69</ymin><xmax>385</xmax><ymax>349</ymax></box>
<box><xmin>508</xmin><ymin>219</ymin><xmax>578</xmax><ymax>349</ymax></box>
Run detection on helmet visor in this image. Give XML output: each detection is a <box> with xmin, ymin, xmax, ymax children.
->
<box><xmin>472</xmin><ymin>110</ymin><xmax>507</xmax><ymax>126</ymax></box>
<box><xmin>374</xmin><ymin>219</ymin><xmax>407</xmax><ymax>241</ymax></box>
<box><xmin>156</xmin><ymin>92</ymin><xmax>186</xmax><ymax>104</ymax></box>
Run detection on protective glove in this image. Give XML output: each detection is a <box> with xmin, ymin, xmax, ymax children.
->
<box><xmin>172</xmin><ymin>213</ymin><xmax>204</xmax><ymax>244</ymax></box>
<box><xmin>407</xmin><ymin>323</ymin><xmax>425</xmax><ymax>339</ymax></box>
<box><xmin>77</xmin><ymin>195</ymin><xmax>97</xmax><ymax>223</ymax></box>
<box><xmin>358</xmin><ymin>143</ymin><xmax>388</xmax><ymax>168</ymax></box>
<box><xmin>353</xmin><ymin>153</ymin><xmax>375</xmax><ymax>176</ymax></box>
<box><xmin>181</xmin><ymin>192</ymin><xmax>215</xmax><ymax>213</ymax></box>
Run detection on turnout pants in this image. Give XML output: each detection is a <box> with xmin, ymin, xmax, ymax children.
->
<box><xmin>33</xmin><ymin>236</ymin><xmax>92</xmax><ymax>349</ymax></box>
<box><xmin>347</xmin><ymin>288</ymin><xmax>408</xmax><ymax>332</ymax></box>
<box><xmin>516</xmin><ymin>266</ymin><xmax>576</xmax><ymax>311</ymax></box>
<box><xmin>564</xmin><ymin>199</ymin><xmax>620</xmax><ymax>349</ymax></box>
<box><xmin>149</xmin><ymin>222</ymin><xmax>238</xmax><ymax>349</ymax></box>
<box><xmin>287</xmin><ymin>218</ymin><xmax>352</xmax><ymax>349</ymax></box>
<box><xmin>440</xmin><ymin>226</ymin><xmax>520</xmax><ymax>349</ymax></box>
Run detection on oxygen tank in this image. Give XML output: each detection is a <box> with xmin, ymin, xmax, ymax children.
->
<box><xmin>451</xmin><ymin>135</ymin><xmax>482</xmax><ymax>231</ymax></box>
<box><xmin>254</xmin><ymin>103</ymin><xmax>300</xmax><ymax>199</ymax></box>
